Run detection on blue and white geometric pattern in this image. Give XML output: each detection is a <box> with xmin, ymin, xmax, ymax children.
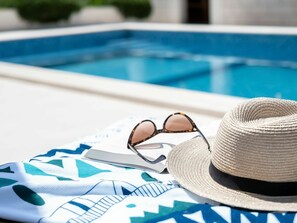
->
<box><xmin>0</xmin><ymin>118</ymin><xmax>296</xmax><ymax>223</ymax></box>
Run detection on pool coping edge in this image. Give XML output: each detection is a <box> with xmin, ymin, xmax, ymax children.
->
<box><xmin>0</xmin><ymin>61</ymin><xmax>246</xmax><ymax>118</ymax></box>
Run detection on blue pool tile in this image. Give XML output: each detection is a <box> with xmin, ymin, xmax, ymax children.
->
<box><xmin>0</xmin><ymin>30</ymin><xmax>128</xmax><ymax>58</ymax></box>
<box><xmin>130</xmin><ymin>31</ymin><xmax>297</xmax><ymax>62</ymax></box>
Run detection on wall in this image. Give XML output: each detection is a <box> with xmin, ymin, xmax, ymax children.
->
<box><xmin>148</xmin><ymin>0</ymin><xmax>187</xmax><ymax>23</ymax></box>
<box><xmin>210</xmin><ymin>0</ymin><xmax>297</xmax><ymax>26</ymax></box>
<box><xmin>0</xmin><ymin>8</ymin><xmax>27</xmax><ymax>30</ymax></box>
<box><xmin>0</xmin><ymin>0</ymin><xmax>187</xmax><ymax>31</ymax></box>
<box><xmin>0</xmin><ymin>7</ymin><xmax>123</xmax><ymax>30</ymax></box>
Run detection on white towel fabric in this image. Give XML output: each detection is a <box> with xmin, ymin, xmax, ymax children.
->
<box><xmin>0</xmin><ymin>117</ymin><xmax>295</xmax><ymax>223</ymax></box>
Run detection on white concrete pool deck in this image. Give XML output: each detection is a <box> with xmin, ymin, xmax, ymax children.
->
<box><xmin>0</xmin><ymin>23</ymin><xmax>249</xmax><ymax>164</ymax></box>
<box><xmin>0</xmin><ymin>64</ymin><xmax>245</xmax><ymax>165</ymax></box>
<box><xmin>0</xmin><ymin>77</ymin><xmax>194</xmax><ymax>163</ymax></box>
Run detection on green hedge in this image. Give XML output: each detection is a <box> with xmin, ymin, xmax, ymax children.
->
<box><xmin>0</xmin><ymin>0</ymin><xmax>19</xmax><ymax>7</ymax></box>
<box><xmin>0</xmin><ymin>0</ymin><xmax>152</xmax><ymax>22</ymax></box>
<box><xmin>16</xmin><ymin>0</ymin><xmax>84</xmax><ymax>23</ymax></box>
<box><xmin>108</xmin><ymin>0</ymin><xmax>152</xmax><ymax>19</ymax></box>
<box><xmin>88</xmin><ymin>0</ymin><xmax>105</xmax><ymax>6</ymax></box>
<box><xmin>0</xmin><ymin>0</ymin><xmax>104</xmax><ymax>23</ymax></box>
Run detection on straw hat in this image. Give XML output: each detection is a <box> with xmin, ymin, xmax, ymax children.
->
<box><xmin>167</xmin><ymin>98</ymin><xmax>297</xmax><ymax>212</ymax></box>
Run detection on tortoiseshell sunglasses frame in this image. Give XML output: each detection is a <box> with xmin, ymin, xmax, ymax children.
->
<box><xmin>127</xmin><ymin>112</ymin><xmax>210</xmax><ymax>164</ymax></box>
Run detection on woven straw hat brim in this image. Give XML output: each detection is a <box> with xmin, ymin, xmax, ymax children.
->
<box><xmin>167</xmin><ymin>137</ymin><xmax>297</xmax><ymax>212</ymax></box>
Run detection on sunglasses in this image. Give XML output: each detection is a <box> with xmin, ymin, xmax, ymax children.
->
<box><xmin>127</xmin><ymin>112</ymin><xmax>210</xmax><ymax>164</ymax></box>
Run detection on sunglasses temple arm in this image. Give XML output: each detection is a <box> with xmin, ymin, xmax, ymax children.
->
<box><xmin>197</xmin><ymin>129</ymin><xmax>211</xmax><ymax>152</ymax></box>
<box><xmin>128</xmin><ymin>144</ymin><xmax>166</xmax><ymax>164</ymax></box>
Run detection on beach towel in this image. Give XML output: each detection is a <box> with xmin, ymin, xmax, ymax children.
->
<box><xmin>0</xmin><ymin>118</ymin><xmax>295</xmax><ymax>223</ymax></box>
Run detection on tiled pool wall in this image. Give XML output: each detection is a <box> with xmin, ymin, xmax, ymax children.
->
<box><xmin>0</xmin><ymin>30</ymin><xmax>128</xmax><ymax>58</ymax></box>
<box><xmin>129</xmin><ymin>30</ymin><xmax>297</xmax><ymax>63</ymax></box>
<box><xmin>0</xmin><ymin>29</ymin><xmax>297</xmax><ymax>63</ymax></box>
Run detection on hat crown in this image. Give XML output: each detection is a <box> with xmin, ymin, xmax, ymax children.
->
<box><xmin>212</xmin><ymin>98</ymin><xmax>297</xmax><ymax>182</ymax></box>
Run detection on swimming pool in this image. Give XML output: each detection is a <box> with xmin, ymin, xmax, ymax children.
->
<box><xmin>47</xmin><ymin>52</ymin><xmax>297</xmax><ymax>100</ymax></box>
<box><xmin>1</xmin><ymin>24</ymin><xmax>297</xmax><ymax>100</ymax></box>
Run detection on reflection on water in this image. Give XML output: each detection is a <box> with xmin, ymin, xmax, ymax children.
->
<box><xmin>48</xmin><ymin>54</ymin><xmax>297</xmax><ymax>101</ymax></box>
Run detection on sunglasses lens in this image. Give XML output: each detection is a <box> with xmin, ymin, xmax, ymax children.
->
<box><xmin>165</xmin><ymin>114</ymin><xmax>194</xmax><ymax>132</ymax></box>
<box><xmin>131</xmin><ymin>121</ymin><xmax>156</xmax><ymax>145</ymax></box>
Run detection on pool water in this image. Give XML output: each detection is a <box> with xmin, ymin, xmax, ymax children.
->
<box><xmin>47</xmin><ymin>54</ymin><xmax>297</xmax><ymax>100</ymax></box>
<box><xmin>1</xmin><ymin>31</ymin><xmax>297</xmax><ymax>101</ymax></box>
